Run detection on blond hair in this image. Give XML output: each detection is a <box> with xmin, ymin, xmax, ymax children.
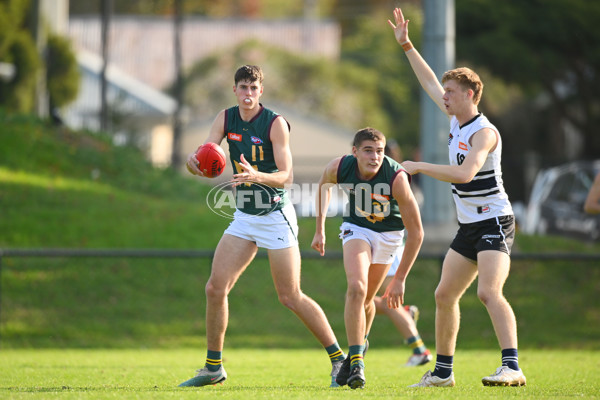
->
<box><xmin>442</xmin><ymin>67</ymin><xmax>483</xmax><ymax>105</ymax></box>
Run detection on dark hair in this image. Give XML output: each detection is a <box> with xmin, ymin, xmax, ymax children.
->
<box><xmin>234</xmin><ymin>65</ymin><xmax>264</xmax><ymax>85</ymax></box>
<box><xmin>352</xmin><ymin>127</ymin><xmax>386</xmax><ymax>148</ymax></box>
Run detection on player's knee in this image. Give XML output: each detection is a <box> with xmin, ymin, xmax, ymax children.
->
<box><xmin>205</xmin><ymin>280</ymin><xmax>226</xmax><ymax>299</ymax></box>
<box><xmin>277</xmin><ymin>289</ymin><xmax>302</xmax><ymax>310</ymax></box>
<box><xmin>477</xmin><ymin>288</ymin><xmax>502</xmax><ymax>306</ymax></box>
<box><xmin>346</xmin><ymin>280</ymin><xmax>367</xmax><ymax>300</ymax></box>
<box><xmin>434</xmin><ymin>286</ymin><xmax>455</xmax><ymax>307</ymax></box>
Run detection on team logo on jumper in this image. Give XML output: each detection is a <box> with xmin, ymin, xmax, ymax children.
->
<box><xmin>251</xmin><ymin>136</ymin><xmax>263</xmax><ymax>144</ymax></box>
<box><xmin>459</xmin><ymin>141</ymin><xmax>468</xmax><ymax>151</ymax></box>
<box><xmin>345</xmin><ymin>183</ymin><xmax>391</xmax><ymax>224</ymax></box>
<box><xmin>356</xmin><ymin>201</ymin><xmax>389</xmax><ymax>223</ymax></box>
<box><xmin>228</xmin><ymin>132</ymin><xmax>242</xmax><ymax>141</ymax></box>
<box><xmin>448</xmin><ymin>133</ymin><xmax>453</xmax><ymax>146</ymax></box>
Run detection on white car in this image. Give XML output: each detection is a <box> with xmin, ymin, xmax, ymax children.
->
<box><xmin>523</xmin><ymin>160</ymin><xmax>600</xmax><ymax>241</ymax></box>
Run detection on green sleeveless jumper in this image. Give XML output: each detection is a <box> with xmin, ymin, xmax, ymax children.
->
<box><xmin>225</xmin><ymin>105</ymin><xmax>289</xmax><ymax>215</ymax></box>
<box><xmin>337</xmin><ymin>155</ymin><xmax>408</xmax><ymax>232</ymax></box>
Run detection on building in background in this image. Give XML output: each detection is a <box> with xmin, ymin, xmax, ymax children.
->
<box><xmin>55</xmin><ymin>11</ymin><xmax>347</xmax><ymax>173</ymax></box>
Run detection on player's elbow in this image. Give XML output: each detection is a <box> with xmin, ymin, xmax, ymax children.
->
<box><xmin>413</xmin><ymin>227</ymin><xmax>425</xmax><ymax>246</ymax></box>
<box><xmin>406</xmin><ymin>225</ymin><xmax>424</xmax><ymax>246</ymax></box>
<box><xmin>285</xmin><ymin>169</ymin><xmax>294</xmax><ymax>186</ymax></box>
<box><xmin>454</xmin><ymin>169</ymin><xmax>477</xmax><ymax>184</ymax></box>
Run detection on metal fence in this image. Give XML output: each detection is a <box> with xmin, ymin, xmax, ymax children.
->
<box><xmin>2</xmin><ymin>247</ymin><xmax>599</xmax><ymax>261</ymax></box>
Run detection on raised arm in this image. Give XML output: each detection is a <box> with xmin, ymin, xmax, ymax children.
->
<box><xmin>388</xmin><ymin>7</ymin><xmax>448</xmax><ymax>117</ymax></box>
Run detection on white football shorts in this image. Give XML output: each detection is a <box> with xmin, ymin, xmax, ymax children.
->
<box><xmin>224</xmin><ymin>202</ymin><xmax>298</xmax><ymax>250</ymax></box>
<box><xmin>386</xmin><ymin>243</ymin><xmax>406</xmax><ymax>277</ymax></box>
<box><xmin>339</xmin><ymin>222</ymin><xmax>405</xmax><ymax>265</ymax></box>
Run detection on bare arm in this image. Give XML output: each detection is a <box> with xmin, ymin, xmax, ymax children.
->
<box><xmin>232</xmin><ymin>116</ymin><xmax>293</xmax><ymax>188</ymax></box>
<box><xmin>186</xmin><ymin>110</ymin><xmax>226</xmax><ymax>176</ymax></box>
<box><xmin>311</xmin><ymin>157</ymin><xmax>342</xmax><ymax>256</ymax></box>
<box><xmin>584</xmin><ymin>172</ymin><xmax>600</xmax><ymax>214</ymax></box>
<box><xmin>388</xmin><ymin>7</ymin><xmax>448</xmax><ymax>117</ymax></box>
<box><xmin>402</xmin><ymin>128</ymin><xmax>497</xmax><ymax>184</ymax></box>
<box><xmin>382</xmin><ymin>171</ymin><xmax>424</xmax><ymax>308</ymax></box>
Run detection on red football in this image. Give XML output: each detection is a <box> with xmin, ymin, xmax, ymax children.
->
<box><xmin>195</xmin><ymin>142</ymin><xmax>226</xmax><ymax>178</ymax></box>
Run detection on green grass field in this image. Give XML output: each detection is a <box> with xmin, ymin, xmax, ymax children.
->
<box><xmin>1</xmin><ymin>112</ymin><xmax>599</xmax><ymax>398</ymax></box>
<box><xmin>1</xmin><ymin>348</ymin><xmax>599</xmax><ymax>399</ymax></box>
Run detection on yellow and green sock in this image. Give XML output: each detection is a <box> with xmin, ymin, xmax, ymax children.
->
<box><xmin>205</xmin><ymin>350</ymin><xmax>222</xmax><ymax>372</ymax></box>
<box><xmin>326</xmin><ymin>342</ymin><xmax>345</xmax><ymax>363</ymax></box>
<box><xmin>407</xmin><ymin>335</ymin><xmax>427</xmax><ymax>355</ymax></box>
<box><xmin>348</xmin><ymin>344</ymin><xmax>365</xmax><ymax>369</ymax></box>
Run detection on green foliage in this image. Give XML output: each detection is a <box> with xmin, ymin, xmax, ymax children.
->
<box><xmin>46</xmin><ymin>34</ymin><xmax>80</xmax><ymax>108</ymax></box>
<box><xmin>0</xmin><ymin>0</ymin><xmax>79</xmax><ymax>113</ymax></box>
<box><xmin>0</xmin><ymin>31</ymin><xmax>39</xmax><ymax>112</ymax></box>
<box><xmin>0</xmin><ymin>0</ymin><xmax>40</xmax><ymax>113</ymax></box>
<box><xmin>181</xmin><ymin>6</ymin><xmax>424</xmax><ymax>158</ymax></box>
<box><xmin>456</xmin><ymin>0</ymin><xmax>600</xmax><ymax>161</ymax></box>
<box><xmin>341</xmin><ymin>6</ymin><xmax>424</xmax><ymax>157</ymax></box>
<box><xmin>69</xmin><ymin>0</ymin><xmax>337</xmax><ymax>18</ymax></box>
<box><xmin>183</xmin><ymin>39</ymin><xmax>398</xmax><ymax>149</ymax></box>
<box><xmin>0</xmin><ymin>0</ymin><xmax>30</xmax><ymax>55</ymax></box>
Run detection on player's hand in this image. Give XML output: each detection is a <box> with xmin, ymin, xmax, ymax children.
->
<box><xmin>388</xmin><ymin>7</ymin><xmax>410</xmax><ymax>45</ymax></box>
<box><xmin>401</xmin><ymin>160</ymin><xmax>420</xmax><ymax>175</ymax></box>
<box><xmin>382</xmin><ymin>276</ymin><xmax>405</xmax><ymax>309</ymax></box>
<box><xmin>311</xmin><ymin>232</ymin><xmax>326</xmax><ymax>256</ymax></box>
<box><xmin>186</xmin><ymin>152</ymin><xmax>207</xmax><ymax>177</ymax></box>
<box><xmin>232</xmin><ymin>154</ymin><xmax>259</xmax><ymax>186</ymax></box>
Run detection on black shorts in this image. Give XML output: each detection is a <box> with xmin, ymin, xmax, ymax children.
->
<box><xmin>450</xmin><ymin>215</ymin><xmax>515</xmax><ymax>261</ymax></box>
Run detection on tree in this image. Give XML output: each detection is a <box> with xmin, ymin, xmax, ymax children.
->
<box><xmin>0</xmin><ymin>0</ymin><xmax>80</xmax><ymax>114</ymax></box>
<box><xmin>46</xmin><ymin>34</ymin><xmax>79</xmax><ymax>109</ymax></box>
<box><xmin>0</xmin><ymin>0</ymin><xmax>40</xmax><ymax>112</ymax></box>
<box><xmin>180</xmin><ymin>39</ymin><xmax>389</xmax><ymax>135</ymax></box>
<box><xmin>456</xmin><ymin>0</ymin><xmax>600</xmax><ymax>163</ymax></box>
<box><xmin>69</xmin><ymin>0</ymin><xmax>318</xmax><ymax>18</ymax></box>
<box><xmin>340</xmin><ymin>6</ymin><xmax>424</xmax><ymax>157</ymax></box>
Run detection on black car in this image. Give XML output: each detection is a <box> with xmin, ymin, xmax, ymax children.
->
<box><xmin>524</xmin><ymin>160</ymin><xmax>600</xmax><ymax>241</ymax></box>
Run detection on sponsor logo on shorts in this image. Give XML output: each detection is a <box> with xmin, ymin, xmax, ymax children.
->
<box><xmin>482</xmin><ymin>234</ymin><xmax>500</xmax><ymax>245</ymax></box>
<box><xmin>342</xmin><ymin>229</ymin><xmax>353</xmax><ymax>238</ymax></box>
<box><xmin>482</xmin><ymin>234</ymin><xmax>500</xmax><ymax>239</ymax></box>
